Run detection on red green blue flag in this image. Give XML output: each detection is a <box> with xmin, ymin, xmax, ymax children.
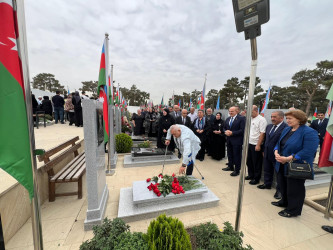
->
<box><xmin>260</xmin><ymin>86</ymin><xmax>271</xmax><ymax>115</ymax></box>
<box><xmin>0</xmin><ymin>1</ymin><xmax>34</xmax><ymax>199</ymax></box>
<box><xmin>312</xmin><ymin>107</ymin><xmax>317</xmax><ymax>121</ymax></box>
<box><xmin>97</xmin><ymin>43</ymin><xmax>109</xmax><ymax>143</ymax></box>
<box><xmin>200</xmin><ymin>82</ymin><xmax>205</xmax><ymax>110</ymax></box>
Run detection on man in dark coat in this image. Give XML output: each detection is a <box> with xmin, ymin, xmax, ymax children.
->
<box><xmin>222</xmin><ymin>106</ymin><xmax>246</xmax><ymax>176</ymax></box>
<box><xmin>205</xmin><ymin>108</ymin><xmax>216</xmax><ymax>155</ymax></box>
<box><xmin>176</xmin><ymin>109</ymin><xmax>192</xmax><ymax>128</ymax></box>
<box><xmin>257</xmin><ymin>111</ymin><xmax>287</xmax><ymax>199</ymax></box>
<box><xmin>310</xmin><ymin>111</ymin><xmax>328</xmax><ymax>151</ymax></box>
<box><xmin>52</xmin><ymin>90</ymin><xmax>65</xmax><ymax>124</ymax></box>
<box><xmin>193</xmin><ymin>110</ymin><xmax>210</xmax><ymax>161</ymax></box>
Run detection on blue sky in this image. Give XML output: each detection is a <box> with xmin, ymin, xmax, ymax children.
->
<box><xmin>25</xmin><ymin>0</ymin><xmax>333</xmax><ymax>103</ymax></box>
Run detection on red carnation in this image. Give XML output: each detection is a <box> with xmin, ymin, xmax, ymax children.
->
<box><xmin>157</xmin><ymin>192</ymin><xmax>161</xmax><ymax>197</ymax></box>
<box><xmin>146</xmin><ymin>178</ymin><xmax>151</xmax><ymax>182</ymax></box>
<box><xmin>172</xmin><ymin>173</ymin><xmax>176</xmax><ymax>177</ymax></box>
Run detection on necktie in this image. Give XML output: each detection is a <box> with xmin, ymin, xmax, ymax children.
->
<box><xmin>270</xmin><ymin>125</ymin><xmax>277</xmax><ymax>135</ymax></box>
<box><xmin>183</xmin><ymin>117</ymin><xmax>185</xmax><ymax>124</ymax></box>
<box><xmin>229</xmin><ymin>117</ymin><xmax>234</xmax><ymax>127</ymax></box>
<box><xmin>318</xmin><ymin>120</ymin><xmax>321</xmax><ymax>126</ymax></box>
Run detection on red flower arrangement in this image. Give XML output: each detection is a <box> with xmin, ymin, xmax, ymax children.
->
<box><xmin>146</xmin><ymin>173</ymin><xmax>186</xmax><ymax>197</ymax></box>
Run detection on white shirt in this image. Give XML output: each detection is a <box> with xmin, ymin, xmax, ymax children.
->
<box><xmin>166</xmin><ymin>125</ymin><xmax>201</xmax><ymax>165</ymax></box>
<box><xmin>249</xmin><ymin>115</ymin><xmax>267</xmax><ymax>145</ymax></box>
<box><xmin>188</xmin><ymin>112</ymin><xmax>198</xmax><ymax>122</ymax></box>
<box><xmin>269</xmin><ymin>121</ymin><xmax>283</xmax><ymax>134</ymax></box>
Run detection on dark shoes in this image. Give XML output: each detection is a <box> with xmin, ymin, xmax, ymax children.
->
<box><xmin>274</xmin><ymin>191</ymin><xmax>282</xmax><ymax>200</ymax></box>
<box><xmin>257</xmin><ymin>184</ymin><xmax>271</xmax><ymax>189</ymax></box>
<box><xmin>278</xmin><ymin>210</ymin><xmax>299</xmax><ymax>218</ymax></box>
<box><xmin>222</xmin><ymin>167</ymin><xmax>234</xmax><ymax>171</ymax></box>
<box><xmin>249</xmin><ymin>180</ymin><xmax>259</xmax><ymax>185</ymax></box>
<box><xmin>322</xmin><ymin>225</ymin><xmax>333</xmax><ymax>234</ymax></box>
<box><xmin>230</xmin><ymin>171</ymin><xmax>239</xmax><ymax>176</ymax></box>
<box><xmin>271</xmin><ymin>201</ymin><xmax>287</xmax><ymax>208</ymax></box>
<box><xmin>245</xmin><ymin>176</ymin><xmax>252</xmax><ymax>180</ymax></box>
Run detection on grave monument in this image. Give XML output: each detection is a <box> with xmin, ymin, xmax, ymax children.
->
<box><xmin>82</xmin><ymin>99</ymin><xmax>109</xmax><ymax>230</ymax></box>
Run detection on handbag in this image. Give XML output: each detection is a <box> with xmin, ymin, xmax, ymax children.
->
<box><xmin>286</xmin><ymin>160</ymin><xmax>313</xmax><ymax>180</ymax></box>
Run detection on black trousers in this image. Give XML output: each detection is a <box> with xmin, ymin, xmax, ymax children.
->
<box><xmin>196</xmin><ymin>134</ymin><xmax>206</xmax><ymax>160</ymax></box>
<box><xmin>186</xmin><ymin>163</ymin><xmax>194</xmax><ymax>175</ymax></box>
<box><xmin>68</xmin><ymin>112</ymin><xmax>75</xmax><ymax>125</ymax></box>
<box><xmin>227</xmin><ymin>143</ymin><xmax>242</xmax><ymax>173</ymax></box>
<box><xmin>278</xmin><ymin>165</ymin><xmax>306</xmax><ymax>215</ymax></box>
<box><xmin>246</xmin><ymin>144</ymin><xmax>263</xmax><ymax>181</ymax></box>
<box><xmin>263</xmin><ymin>157</ymin><xmax>280</xmax><ymax>191</ymax></box>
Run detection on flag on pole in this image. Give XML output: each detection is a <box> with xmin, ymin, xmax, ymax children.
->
<box><xmin>325</xmin><ymin>100</ymin><xmax>332</xmax><ymax>118</ymax></box>
<box><xmin>0</xmin><ymin>1</ymin><xmax>34</xmax><ymax>199</ymax></box>
<box><xmin>189</xmin><ymin>98</ymin><xmax>192</xmax><ymax>108</ymax></box>
<box><xmin>216</xmin><ymin>95</ymin><xmax>220</xmax><ymax>110</ymax></box>
<box><xmin>200</xmin><ymin>81</ymin><xmax>206</xmax><ymax>110</ymax></box>
<box><xmin>312</xmin><ymin>107</ymin><xmax>317</xmax><ymax>121</ymax></box>
<box><xmin>108</xmin><ymin>74</ymin><xmax>113</xmax><ymax>104</ymax></box>
<box><xmin>197</xmin><ymin>96</ymin><xmax>200</xmax><ymax>109</ymax></box>
<box><xmin>178</xmin><ymin>99</ymin><xmax>181</xmax><ymax>107</ymax></box>
<box><xmin>115</xmin><ymin>84</ymin><xmax>120</xmax><ymax>106</ymax></box>
<box><xmin>318</xmin><ymin>84</ymin><xmax>333</xmax><ymax>174</ymax></box>
<box><xmin>67</xmin><ymin>86</ymin><xmax>70</xmax><ymax>95</ymax></box>
<box><xmin>97</xmin><ymin>42</ymin><xmax>109</xmax><ymax>143</ymax></box>
<box><xmin>260</xmin><ymin>86</ymin><xmax>271</xmax><ymax>114</ymax></box>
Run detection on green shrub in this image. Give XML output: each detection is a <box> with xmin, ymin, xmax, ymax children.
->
<box><xmin>114</xmin><ymin>232</ymin><xmax>148</xmax><ymax>250</ymax></box>
<box><xmin>191</xmin><ymin>221</ymin><xmax>253</xmax><ymax>250</ymax></box>
<box><xmin>145</xmin><ymin>214</ymin><xmax>192</xmax><ymax>250</ymax></box>
<box><xmin>44</xmin><ymin>114</ymin><xmax>53</xmax><ymax>121</ymax></box>
<box><xmin>80</xmin><ymin>218</ymin><xmax>130</xmax><ymax>250</ymax></box>
<box><xmin>115</xmin><ymin>133</ymin><xmax>133</xmax><ymax>153</ymax></box>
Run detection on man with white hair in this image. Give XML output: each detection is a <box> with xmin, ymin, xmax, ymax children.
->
<box><xmin>165</xmin><ymin>125</ymin><xmax>201</xmax><ymax>175</ymax></box>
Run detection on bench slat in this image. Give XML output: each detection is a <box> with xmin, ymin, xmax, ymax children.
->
<box><xmin>41</xmin><ymin>142</ymin><xmax>82</xmax><ymax>173</ymax></box>
<box><xmin>50</xmin><ymin>152</ymin><xmax>85</xmax><ymax>182</ymax></box>
<box><xmin>64</xmin><ymin>158</ymin><xmax>85</xmax><ymax>181</ymax></box>
<box><xmin>71</xmin><ymin>164</ymin><xmax>86</xmax><ymax>181</ymax></box>
<box><xmin>38</xmin><ymin>136</ymin><xmax>79</xmax><ymax>162</ymax></box>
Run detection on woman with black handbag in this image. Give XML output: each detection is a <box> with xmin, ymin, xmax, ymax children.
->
<box><xmin>273</xmin><ymin>110</ymin><xmax>319</xmax><ymax>218</ymax></box>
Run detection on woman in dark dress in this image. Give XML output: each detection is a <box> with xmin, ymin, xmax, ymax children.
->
<box><xmin>157</xmin><ymin>108</ymin><xmax>175</xmax><ymax>151</ymax></box>
<box><xmin>40</xmin><ymin>96</ymin><xmax>53</xmax><ymax>116</ymax></box>
<box><xmin>209</xmin><ymin>112</ymin><xmax>226</xmax><ymax>160</ymax></box>
<box><xmin>144</xmin><ymin>107</ymin><xmax>158</xmax><ymax>137</ymax></box>
<box><xmin>72</xmin><ymin>91</ymin><xmax>83</xmax><ymax>127</ymax></box>
<box><xmin>132</xmin><ymin>109</ymin><xmax>145</xmax><ymax>136</ymax></box>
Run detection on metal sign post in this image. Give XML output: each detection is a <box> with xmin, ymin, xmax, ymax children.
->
<box><xmin>232</xmin><ymin>0</ymin><xmax>270</xmax><ymax>232</ymax></box>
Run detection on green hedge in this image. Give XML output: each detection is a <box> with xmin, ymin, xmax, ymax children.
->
<box><xmin>115</xmin><ymin>133</ymin><xmax>133</xmax><ymax>153</ymax></box>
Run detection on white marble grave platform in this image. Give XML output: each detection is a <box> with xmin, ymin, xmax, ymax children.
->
<box><xmin>118</xmin><ymin>178</ymin><xmax>219</xmax><ymax>222</ymax></box>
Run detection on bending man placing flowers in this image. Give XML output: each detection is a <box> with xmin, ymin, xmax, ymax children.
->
<box><xmin>165</xmin><ymin>124</ymin><xmax>201</xmax><ymax>175</ymax></box>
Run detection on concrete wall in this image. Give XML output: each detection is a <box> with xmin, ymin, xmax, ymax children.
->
<box><xmin>0</xmin><ymin>141</ymin><xmax>85</xmax><ymax>244</ymax></box>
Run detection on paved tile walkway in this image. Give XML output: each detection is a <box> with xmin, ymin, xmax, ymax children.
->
<box><xmin>4</xmin><ymin>124</ymin><xmax>333</xmax><ymax>249</ymax></box>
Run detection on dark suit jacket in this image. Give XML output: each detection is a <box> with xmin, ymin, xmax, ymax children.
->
<box><xmin>223</xmin><ymin>115</ymin><xmax>246</xmax><ymax>145</ymax></box>
<box><xmin>263</xmin><ymin>122</ymin><xmax>287</xmax><ymax>161</ymax></box>
<box><xmin>274</xmin><ymin>125</ymin><xmax>319</xmax><ymax>174</ymax></box>
<box><xmin>170</xmin><ymin>111</ymin><xmax>181</xmax><ymax>120</ymax></box>
<box><xmin>205</xmin><ymin>114</ymin><xmax>215</xmax><ymax>126</ymax></box>
<box><xmin>193</xmin><ymin>117</ymin><xmax>210</xmax><ymax>139</ymax></box>
<box><xmin>176</xmin><ymin>116</ymin><xmax>192</xmax><ymax>128</ymax></box>
<box><xmin>310</xmin><ymin>118</ymin><xmax>328</xmax><ymax>139</ymax></box>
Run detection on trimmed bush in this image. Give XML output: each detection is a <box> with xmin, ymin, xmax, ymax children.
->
<box><xmin>80</xmin><ymin>218</ymin><xmax>130</xmax><ymax>250</ymax></box>
<box><xmin>191</xmin><ymin>221</ymin><xmax>253</xmax><ymax>250</ymax></box>
<box><xmin>115</xmin><ymin>133</ymin><xmax>133</xmax><ymax>153</ymax></box>
<box><xmin>145</xmin><ymin>214</ymin><xmax>192</xmax><ymax>250</ymax></box>
<box><xmin>114</xmin><ymin>232</ymin><xmax>148</xmax><ymax>250</ymax></box>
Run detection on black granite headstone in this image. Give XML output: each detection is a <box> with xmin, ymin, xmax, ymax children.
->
<box><xmin>132</xmin><ymin>147</ymin><xmax>173</xmax><ymax>157</ymax></box>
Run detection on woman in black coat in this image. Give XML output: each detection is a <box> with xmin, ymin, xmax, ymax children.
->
<box><xmin>209</xmin><ymin>112</ymin><xmax>226</xmax><ymax>160</ymax></box>
<box><xmin>72</xmin><ymin>91</ymin><xmax>83</xmax><ymax>127</ymax></box>
<box><xmin>40</xmin><ymin>96</ymin><xmax>53</xmax><ymax>116</ymax></box>
<box><xmin>132</xmin><ymin>109</ymin><xmax>145</xmax><ymax>136</ymax></box>
<box><xmin>157</xmin><ymin>108</ymin><xmax>175</xmax><ymax>151</ymax></box>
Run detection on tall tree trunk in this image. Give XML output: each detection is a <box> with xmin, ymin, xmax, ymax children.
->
<box><xmin>305</xmin><ymin>90</ymin><xmax>316</xmax><ymax>117</ymax></box>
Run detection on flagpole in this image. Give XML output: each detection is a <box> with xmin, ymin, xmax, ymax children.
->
<box><xmin>204</xmin><ymin>73</ymin><xmax>207</xmax><ymax>112</ymax></box>
<box><xmin>14</xmin><ymin>0</ymin><xmax>43</xmax><ymax>249</ymax></box>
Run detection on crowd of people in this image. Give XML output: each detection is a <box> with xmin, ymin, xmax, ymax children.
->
<box><xmin>31</xmin><ymin>91</ymin><xmax>91</xmax><ymax>127</ymax></box>
<box><xmin>132</xmin><ymin>104</ymin><xmax>327</xmax><ymax>219</ymax></box>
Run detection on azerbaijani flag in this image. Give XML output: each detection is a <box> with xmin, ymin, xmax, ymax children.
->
<box><xmin>189</xmin><ymin>98</ymin><xmax>192</xmax><ymax>108</ymax></box>
<box><xmin>325</xmin><ymin>100</ymin><xmax>332</xmax><ymax>118</ymax></box>
<box><xmin>216</xmin><ymin>95</ymin><xmax>220</xmax><ymax>110</ymax></box>
<box><xmin>260</xmin><ymin>86</ymin><xmax>271</xmax><ymax>114</ymax></box>
<box><xmin>178</xmin><ymin>99</ymin><xmax>181</xmax><ymax>108</ymax></box>
<box><xmin>97</xmin><ymin>43</ymin><xmax>109</xmax><ymax>143</ymax></box>
<box><xmin>115</xmin><ymin>84</ymin><xmax>119</xmax><ymax>106</ymax></box>
<box><xmin>318</xmin><ymin>84</ymin><xmax>333</xmax><ymax>174</ymax></box>
<box><xmin>197</xmin><ymin>96</ymin><xmax>200</xmax><ymax>109</ymax></box>
<box><xmin>108</xmin><ymin>74</ymin><xmax>113</xmax><ymax>104</ymax></box>
<box><xmin>200</xmin><ymin>82</ymin><xmax>205</xmax><ymax>110</ymax></box>
<box><xmin>312</xmin><ymin>107</ymin><xmax>317</xmax><ymax>121</ymax></box>
<box><xmin>0</xmin><ymin>1</ymin><xmax>34</xmax><ymax>199</ymax></box>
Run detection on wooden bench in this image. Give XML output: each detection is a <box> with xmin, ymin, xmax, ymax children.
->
<box><xmin>38</xmin><ymin>136</ymin><xmax>86</xmax><ymax>202</ymax></box>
